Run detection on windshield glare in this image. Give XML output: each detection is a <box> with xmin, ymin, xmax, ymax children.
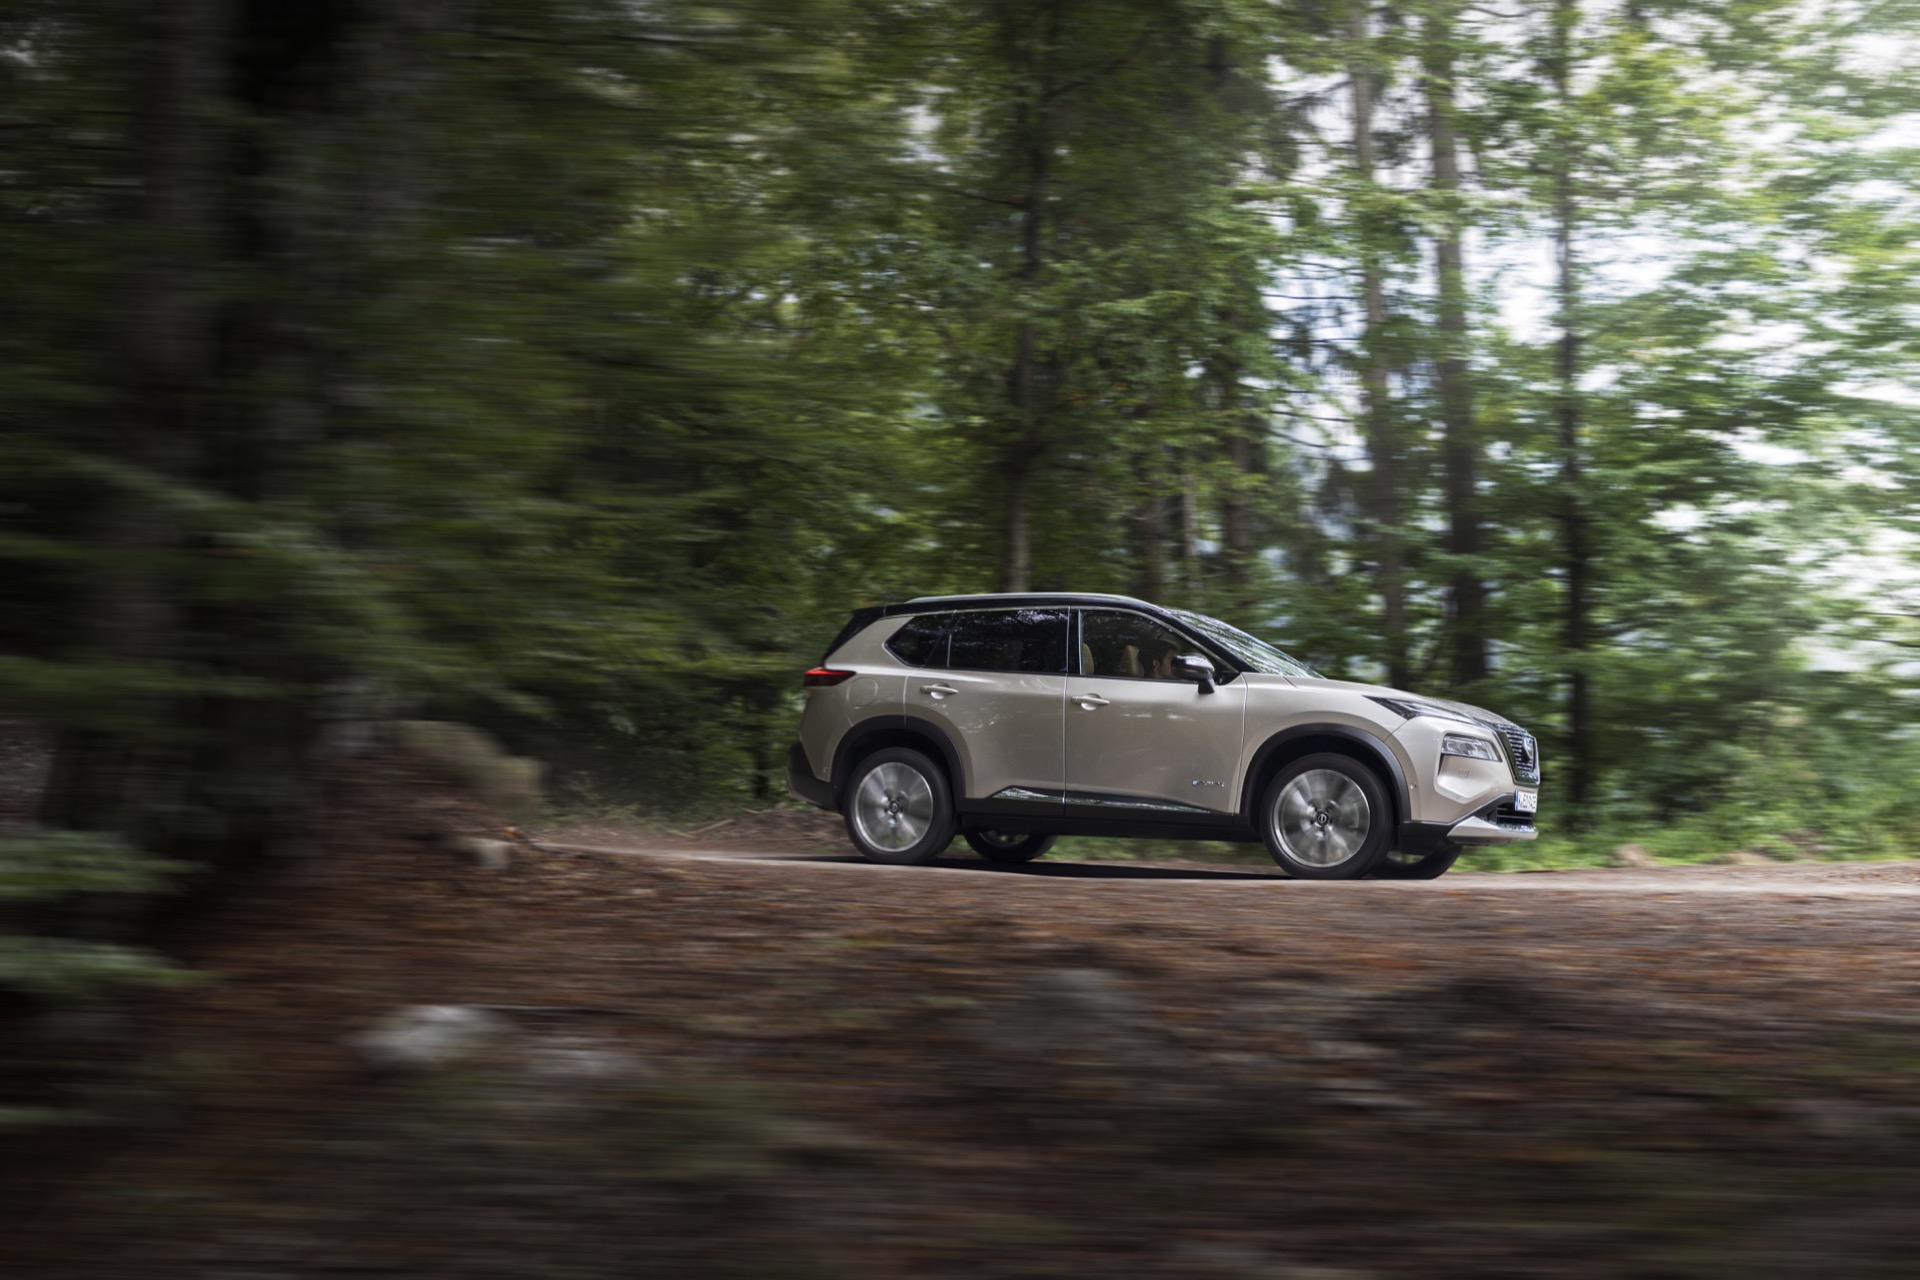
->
<box><xmin>1173</xmin><ymin>610</ymin><xmax>1319</xmax><ymax>678</ymax></box>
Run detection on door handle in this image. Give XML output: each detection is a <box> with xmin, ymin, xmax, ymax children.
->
<box><xmin>921</xmin><ymin>683</ymin><xmax>960</xmax><ymax>699</ymax></box>
<box><xmin>1075</xmin><ymin>693</ymin><xmax>1110</xmax><ymax>709</ymax></box>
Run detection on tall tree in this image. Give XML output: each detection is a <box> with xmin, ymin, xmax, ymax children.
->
<box><xmin>1347</xmin><ymin>0</ymin><xmax>1410</xmax><ymax>686</ymax></box>
<box><xmin>1421</xmin><ymin>0</ymin><xmax>1488</xmax><ymax>688</ymax></box>
<box><xmin>1548</xmin><ymin>0</ymin><xmax>1594</xmax><ymax>808</ymax></box>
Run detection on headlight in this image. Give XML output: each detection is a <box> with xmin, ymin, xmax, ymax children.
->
<box><xmin>1369</xmin><ymin>695</ymin><xmax>1477</xmax><ymax>725</ymax></box>
<box><xmin>1440</xmin><ymin>733</ymin><xmax>1500</xmax><ymax>762</ymax></box>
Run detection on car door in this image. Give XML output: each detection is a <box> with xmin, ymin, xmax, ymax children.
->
<box><xmin>1065</xmin><ymin>608</ymin><xmax>1247</xmax><ymax>814</ymax></box>
<box><xmin>906</xmin><ymin>607</ymin><xmax>1068</xmax><ymax>803</ymax></box>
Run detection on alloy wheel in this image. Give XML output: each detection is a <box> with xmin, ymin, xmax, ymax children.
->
<box><xmin>1271</xmin><ymin>767</ymin><xmax>1373</xmax><ymax>869</ymax></box>
<box><xmin>850</xmin><ymin>761</ymin><xmax>935</xmax><ymax>853</ymax></box>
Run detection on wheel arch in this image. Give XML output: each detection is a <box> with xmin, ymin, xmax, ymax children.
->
<box><xmin>1241</xmin><ymin>724</ymin><xmax>1410</xmax><ymax>832</ymax></box>
<box><xmin>832</xmin><ymin>715</ymin><xmax>965</xmax><ymax>808</ymax></box>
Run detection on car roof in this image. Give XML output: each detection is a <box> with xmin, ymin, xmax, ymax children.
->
<box><xmin>897</xmin><ymin>592</ymin><xmax>1162</xmax><ymax>613</ymax></box>
<box><xmin>825</xmin><ymin>593</ymin><xmax>1250</xmax><ymax>670</ymax></box>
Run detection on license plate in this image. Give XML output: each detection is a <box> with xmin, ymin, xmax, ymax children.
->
<box><xmin>1514</xmin><ymin>790</ymin><xmax>1538</xmax><ymax>815</ymax></box>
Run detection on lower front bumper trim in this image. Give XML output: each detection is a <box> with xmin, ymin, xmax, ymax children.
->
<box><xmin>1447</xmin><ymin>813</ymin><xmax>1536</xmax><ymax>844</ymax></box>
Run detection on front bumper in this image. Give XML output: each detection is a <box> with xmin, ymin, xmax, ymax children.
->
<box><xmin>1447</xmin><ymin>793</ymin><xmax>1538</xmax><ymax>844</ymax></box>
<box><xmin>786</xmin><ymin>742</ymin><xmax>836</xmax><ymax>811</ymax></box>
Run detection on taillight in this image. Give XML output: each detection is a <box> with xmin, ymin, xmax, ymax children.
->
<box><xmin>803</xmin><ymin>668</ymin><xmax>856</xmax><ymax>688</ymax></box>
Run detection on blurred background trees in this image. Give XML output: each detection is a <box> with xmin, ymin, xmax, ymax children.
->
<box><xmin>2</xmin><ymin>0</ymin><xmax>1916</xmax><ymax>898</ymax></box>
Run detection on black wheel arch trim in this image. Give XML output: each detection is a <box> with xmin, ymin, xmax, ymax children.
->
<box><xmin>1242</xmin><ymin>723</ymin><xmax>1411</xmax><ymax>832</ymax></box>
<box><xmin>831</xmin><ymin>714</ymin><xmax>967</xmax><ymax>808</ymax></box>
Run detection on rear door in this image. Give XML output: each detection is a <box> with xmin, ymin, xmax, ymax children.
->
<box><xmin>904</xmin><ymin>608</ymin><xmax>1069</xmax><ymax>803</ymax></box>
<box><xmin>1065</xmin><ymin>608</ymin><xmax>1247</xmax><ymax>814</ymax></box>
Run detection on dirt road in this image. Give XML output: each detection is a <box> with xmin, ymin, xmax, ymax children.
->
<box><xmin>15</xmin><ymin>787</ymin><xmax>1920</xmax><ymax>1278</ymax></box>
<box><xmin>557</xmin><ymin>836</ymin><xmax>1920</xmax><ymax>894</ymax></box>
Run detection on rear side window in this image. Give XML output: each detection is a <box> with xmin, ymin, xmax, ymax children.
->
<box><xmin>886</xmin><ymin>613</ymin><xmax>953</xmax><ymax>667</ymax></box>
<box><xmin>948</xmin><ymin>608</ymin><xmax>1068</xmax><ymax>674</ymax></box>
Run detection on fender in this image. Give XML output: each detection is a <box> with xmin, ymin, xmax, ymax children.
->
<box><xmin>1241</xmin><ymin>722</ymin><xmax>1412</xmax><ymax>829</ymax></box>
<box><xmin>831</xmin><ymin>714</ymin><xmax>967</xmax><ymax>805</ymax></box>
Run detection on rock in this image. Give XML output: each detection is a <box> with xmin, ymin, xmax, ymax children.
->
<box><xmin>977</xmin><ymin>968</ymin><xmax>1151</xmax><ymax>1058</ymax></box>
<box><xmin>1712</xmin><ymin>849</ymin><xmax>1772</xmax><ymax>867</ymax></box>
<box><xmin>347</xmin><ymin>1005</ymin><xmax>511</xmax><ymax>1073</ymax></box>
<box><xmin>518</xmin><ymin>1036</ymin><xmax>650</xmax><ymax>1088</ymax></box>
<box><xmin>1610</xmin><ymin>842</ymin><xmax>1659</xmax><ymax>868</ymax></box>
<box><xmin>391</xmin><ymin>721</ymin><xmax>546</xmax><ymax>821</ymax></box>
<box><xmin>448</xmin><ymin>834</ymin><xmax>513</xmax><ymax>871</ymax></box>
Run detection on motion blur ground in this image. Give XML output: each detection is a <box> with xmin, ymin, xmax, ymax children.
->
<box><xmin>7</xmin><ymin>749</ymin><xmax>1920</xmax><ymax>1278</ymax></box>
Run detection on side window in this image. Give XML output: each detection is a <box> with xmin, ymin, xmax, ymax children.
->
<box><xmin>1079</xmin><ymin>610</ymin><xmax>1192</xmax><ymax>681</ymax></box>
<box><xmin>947</xmin><ymin>609</ymin><xmax>1068</xmax><ymax>674</ymax></box>
<box><xmin>885</xmin><ymin>613</ymin><xmax>953</xmax><ymax>668</ymax></box>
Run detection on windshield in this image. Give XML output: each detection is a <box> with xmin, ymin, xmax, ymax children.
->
<box><xmin>1172</xmin><ymin>609</ymin><xmax>1320</xmax><ymax>678</ymax></box>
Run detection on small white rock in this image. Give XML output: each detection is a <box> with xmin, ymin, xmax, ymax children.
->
<box><xmin>347</xmin><ymin>1005</ymin><xmax>510</xmax><ymax>1073</ymax></box>
<box><xmin>449</xmin><ymin>835</ymin><xmax>513</xmax><ymax>871</ymax></box>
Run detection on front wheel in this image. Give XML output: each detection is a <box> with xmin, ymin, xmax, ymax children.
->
<box><xmin>1373</xmin><ymin>845</ymin><xmax>1461</xmax><ymax>880</ymax></box>
<box><xmin>964</xmin><ymin>830</ymin><xmax>1057</xmax><ymax>864</ymax></box>
<box><xmin>1259</xmin><ymin>753</ymin><xmax>1392</xmax><ymax>880</ymax></box>
<box><xmin>843</xmin><ymin>747</ymin><xmax>954</xmax><ymax>866</ymax></box>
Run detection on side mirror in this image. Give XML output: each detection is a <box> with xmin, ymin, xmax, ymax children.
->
<box><xmin>1173</xmin><ymin>654</ymin><xmax>1216</xmax><ymax>694</ymax></box>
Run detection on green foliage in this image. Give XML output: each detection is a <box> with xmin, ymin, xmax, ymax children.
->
<box><xmin>0</xmin><ymin>832</ymin><xmax>185</xmax><ymax>1006</ymax></box>
<box><xmin>1</xmin><ymin>0</ymin><xmax>1915</xmax><ymax>849</ymax></box>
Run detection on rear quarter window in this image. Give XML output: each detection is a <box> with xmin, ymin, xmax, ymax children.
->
<box><xmin>885</xmin><ymin>613</ymin><xmax>953</xmax><ymax>667</ymax></box>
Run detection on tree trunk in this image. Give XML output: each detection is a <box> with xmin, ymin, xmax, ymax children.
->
<box><xmin>42</xmin><ymin>0</ymin><xmax>379</xmax><ymax>871</ymax></box>
<box><xmin>1131</xmin><ymin>423</ymin><xmax>1168</xmax><ymax>600</ymax></box>
<box><xmin>998</xmin><ymin>1</ymin><xmax>1057</xmax><ymax>594</ymax></box>
<box><xmin>1208</xmin><ymin>353</ymin><xmax>1261</xmax><ymax>611</ymax></box>
<box><xmin>1206</xmin><ymin>38</ymin><xmax>1262</xmax><ymax>615</ymax></box>
<box><xmin>1178</xmin><ymin>468</ymin><xmax>1203</xmax><ymax>589</ymax></box>
<box><xmin>1424</xmin><ymin>9</ymin><xmax>1487</xmax><ymax>688</ymax></box>
<box><xmin>1350</xmin><ymin>0</ymin><xmax>1407</xmax><ymax>687</ymax></box>
<box><xmin>1135</xmin><ymin>482</ymin><xmax>1167</xmax><ymax>600</ymax></box>
<box><xmin>1221</xmin><ymin>421</ymin><xmax>1254</xmax><ymax>608</ymax></box>
<box><xmin>1552</xmin><ymin>0</ymin><xmax>1593</xmax><ymax>809</ymax></box>
<box><xmin>41</xmin><ymin>0</ymin><xmax>223</xmax><ymax>850</ymax></box>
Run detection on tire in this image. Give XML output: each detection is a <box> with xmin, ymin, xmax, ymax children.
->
<box><xmin>1258</xmin><ymin>752</ymin><xmax>1392</xmax><ymax>880</ymax></box>
<box><xmin>964</xmin><ymin>830</ymin><xmax>1057</xmax><ymax>864</ymax></box>
<box><xmin>1373</xmin><ymin>845</ymin><xmax>1462</xmax><ymax>880</ymax></box>
<box><xmin>842</xmin><ymin>747</ymin><xmax>954</xmax><ymax>866</ymax></box>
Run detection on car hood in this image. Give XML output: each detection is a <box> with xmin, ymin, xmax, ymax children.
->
<box><xmin>1278</xmin><ymin>675</ymin><xmax>1520</xmax><ymax>730</ymax></box>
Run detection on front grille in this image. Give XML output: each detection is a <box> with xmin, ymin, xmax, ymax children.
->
<box><xmin>1496</xmin><ymin>725</ymin><xmax>1541</xmax><ymax>785</ymax></box>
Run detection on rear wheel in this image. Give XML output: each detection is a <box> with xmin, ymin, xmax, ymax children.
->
<box><xmin>843</xmin><ymin>748</ymin><xmax>954</xmax><ymax>866</ymax></box>
<box><xmin>1259</xmin><ymin>753</ymin><xmax>1392</xmax><ymax>880</ymax></box>
<box><xmin>1373</xmin><ymin>845</ymin><xmax>1461</xmax><ymax>880</ymax></box>
<box><xmin>964</xmin><ymin>830</ymin><xmax>1056</xmax><ymax>864</ymax></box>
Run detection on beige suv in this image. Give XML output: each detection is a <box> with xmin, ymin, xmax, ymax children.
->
<box><xmin>786</xmin><ymin>593</ymin><xmax>1539</xmax><ymax>880</ymax></box>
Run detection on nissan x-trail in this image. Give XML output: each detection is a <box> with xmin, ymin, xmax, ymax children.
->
<box><xmin>787</xmin><ymin>593</ymin><xmax>1539</xmax><ymax>880</ymax></box>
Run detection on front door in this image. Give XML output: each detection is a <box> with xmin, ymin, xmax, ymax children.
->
<box><xmin>1065</xmin><ymin>608</ymin><xmax>1246</xmax><ymax>814</ymax></box>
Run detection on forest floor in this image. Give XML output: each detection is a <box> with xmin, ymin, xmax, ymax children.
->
<box><xmin>7</xmin><ymin>747</ymin><xmax>1920</xmax><ymax>1278</ymax></box>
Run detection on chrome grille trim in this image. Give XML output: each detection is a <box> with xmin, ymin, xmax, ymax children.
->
<box><xmin>1495</xmin><ymin>726</ymin><xmax>1540</xmax><ymax>785</ymax></box>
